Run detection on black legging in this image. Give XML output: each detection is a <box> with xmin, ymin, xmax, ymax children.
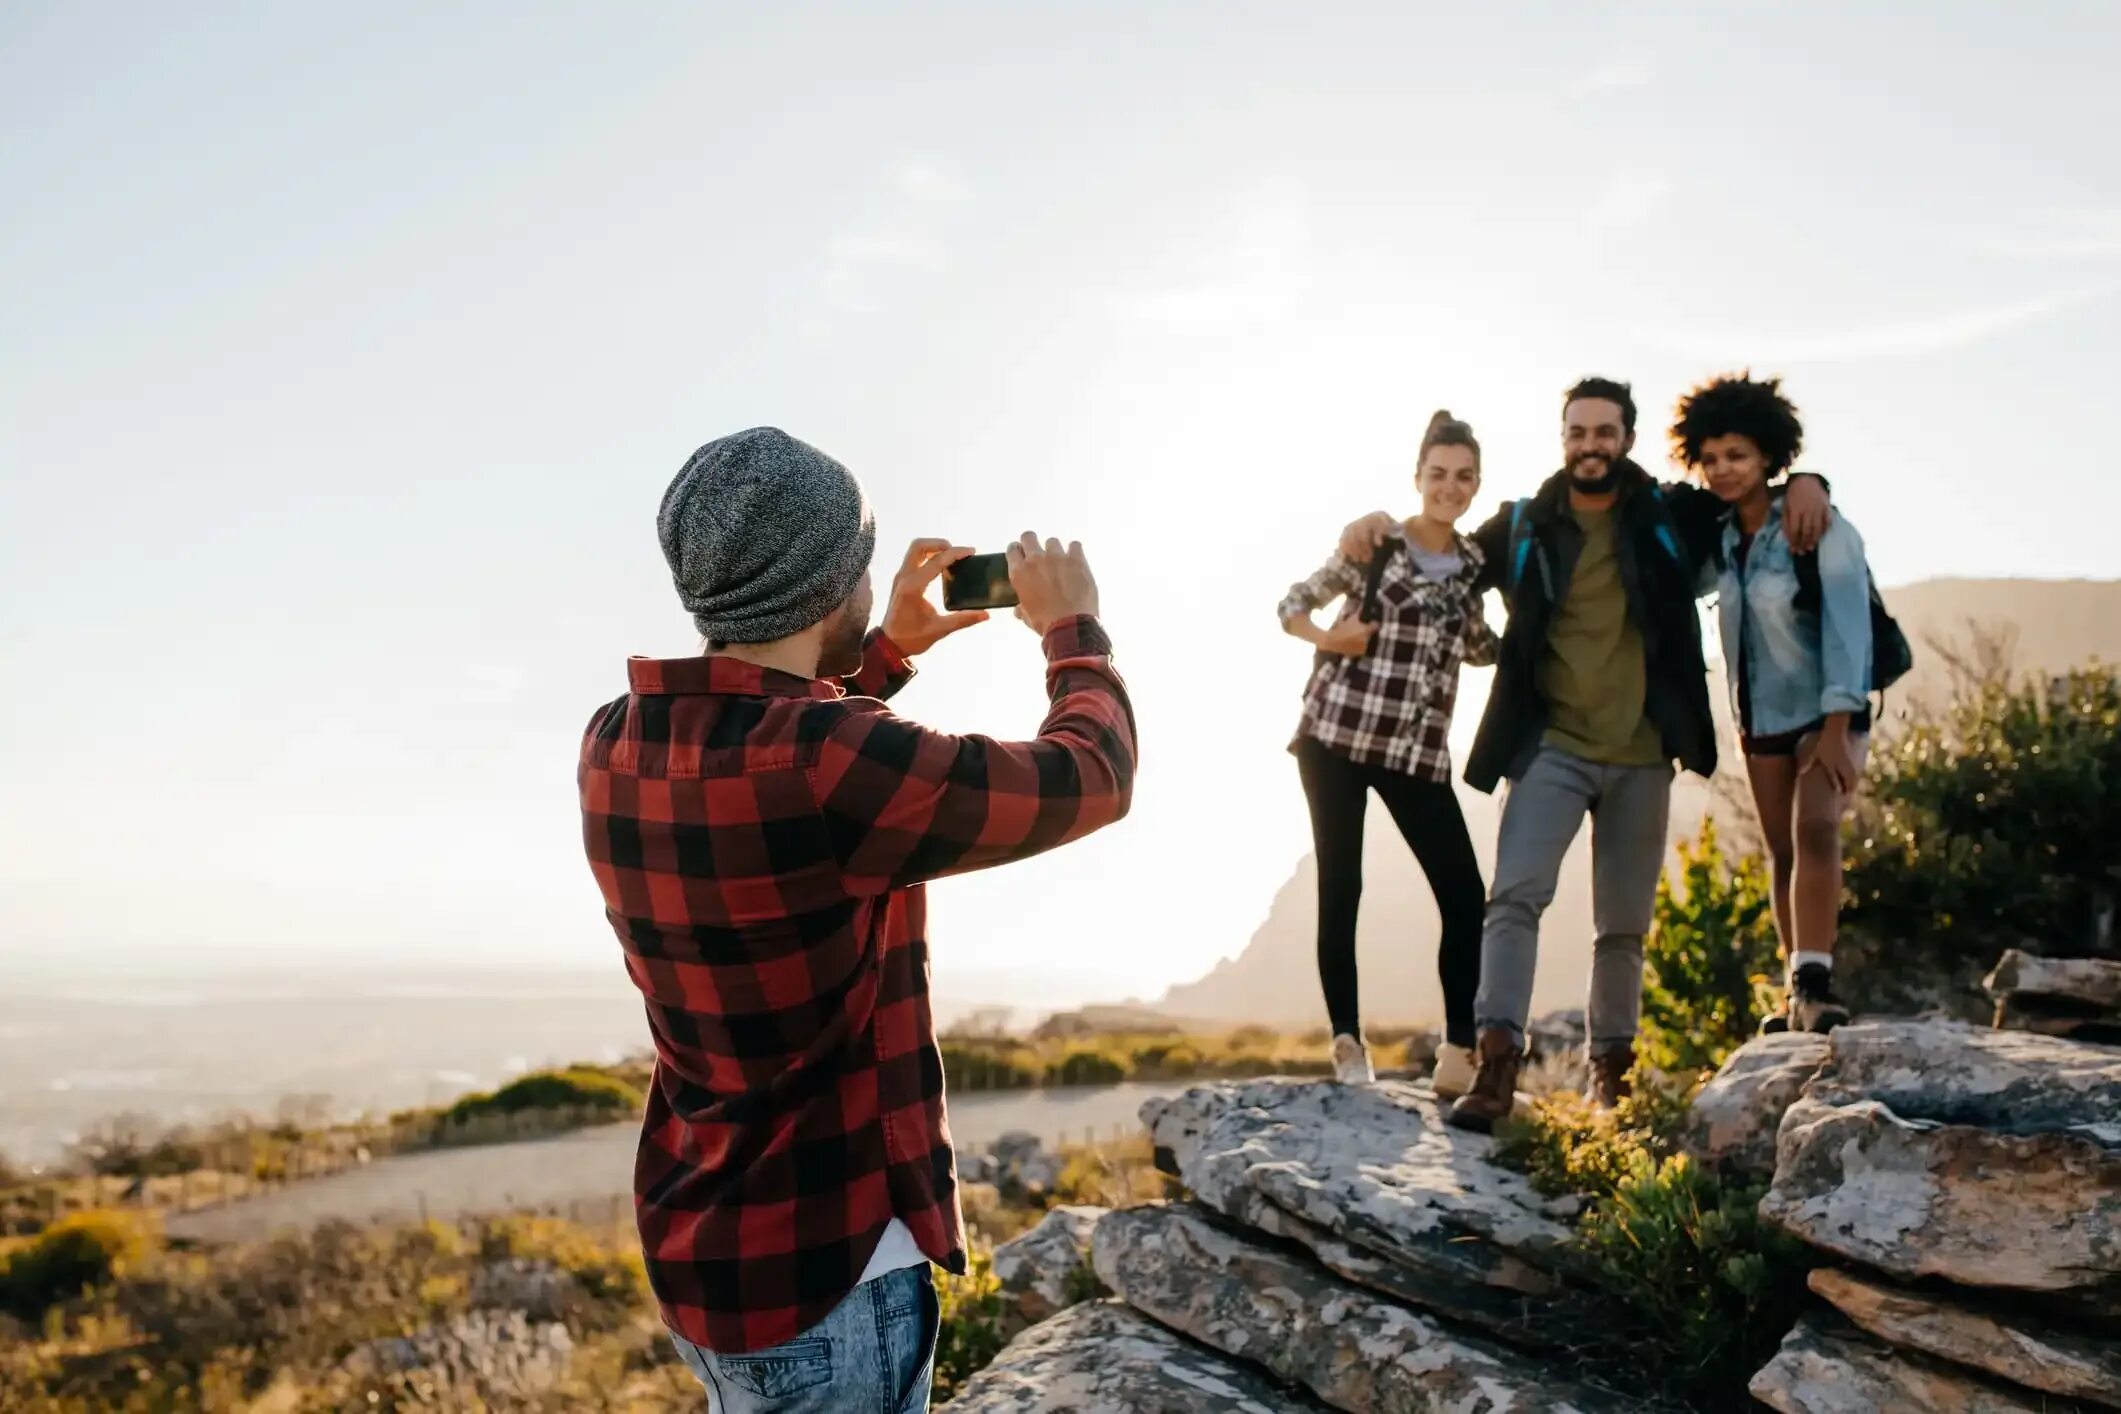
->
<box><xmin>1296</xmin><ymin>736</ymin><xmax>1485</xmax><ymax>1048</ymax></box>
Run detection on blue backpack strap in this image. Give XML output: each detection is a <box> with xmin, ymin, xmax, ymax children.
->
<box><xmin>1642</xmin><ymin>481</ymin><xmax>1684</xmax><ymax>566</ymax></box>
<box><xmin>1507</xmin><ymin>497</ymin><xmax>1533</xmax><ymax>590</ymax></box>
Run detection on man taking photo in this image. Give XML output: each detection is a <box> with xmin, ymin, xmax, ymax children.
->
<box><xmin>579</xmin><ymin>426</ymin><xmax>1136</xmax><ymax>1410</ymax></box>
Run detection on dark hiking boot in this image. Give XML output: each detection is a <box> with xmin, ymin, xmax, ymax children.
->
<box><xmin>1443</xmin><ymin>1028</ymin><xmax>1524</xmax><ymax>1134</ymax></box>
<box><xmin>1791</xmin><ymin>963</ymin><xmax>1850</xmax><ymax>1034</ymax></box>
<box><xmin>1589</xmin><ymin>1046</ymin><xmax>1635</xmax><ymax>1111</ymax></box>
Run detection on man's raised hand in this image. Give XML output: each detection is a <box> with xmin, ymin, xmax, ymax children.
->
<box><xmin>1007</xmin><ymin>532</ymin><xmax>1100</xmax><ymax>635</ymax></box>
<box><xmin>881</xmin><ymin>539</ymin><xmax>988</xmax><ymax>656</ymax></box>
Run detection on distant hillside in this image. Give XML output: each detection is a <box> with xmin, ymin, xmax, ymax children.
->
<box><xmin>1138</xmin><ymin>578</ymin><xmax>2120</xmax><ymax>1029</ymax></box>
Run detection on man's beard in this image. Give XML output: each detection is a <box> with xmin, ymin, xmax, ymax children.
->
<box><xmin>1567</xmin><ymin>452</ymin><xmax>1621</xmax><ymax>496</ymax></box>
<box><xmin>819</xmin><ymin>606</ymin><xmax>870</xmax><ymax>677</ymax></box>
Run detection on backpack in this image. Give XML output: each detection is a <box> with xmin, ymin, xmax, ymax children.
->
<box><xmin>1314</xmin><ymin>540</ymin><xmax>1398</xmax><ymax>671</ymax></box>
<box><xmin>1791</xmin><ymin>550</ymin><xmax>1913</xmax><ymax>692</ymax></box>
<box><xmin>1504</xmin><ymin>483</ymin><xmax>1686</xmax><ymax>595</ymax></box>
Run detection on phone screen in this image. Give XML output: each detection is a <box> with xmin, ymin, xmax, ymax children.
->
<box><xmin>942</xmin><ymin>551</ymin><xmax>1019</xmax><ymax>610</ymax></box>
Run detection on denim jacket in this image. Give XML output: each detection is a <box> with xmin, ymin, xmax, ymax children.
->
<box><xmin>1717</xmin><ymin>500</ymin><xmax>1872</xmax><ymax>736</ymax></box>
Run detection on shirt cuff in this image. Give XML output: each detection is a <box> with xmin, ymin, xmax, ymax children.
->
<box><xmin>870</xmin><ymin>629</ymin><xmax>916</xmax><ymax>677</ymax></box>
<box><xmin>1041</xmin><ymin>615</ymin><xmax>1113</xmax><ymax>662</ymax></box>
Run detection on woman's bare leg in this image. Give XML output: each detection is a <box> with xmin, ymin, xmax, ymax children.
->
<box><xmin>1745</xmin><ymin>753</ymin><xmax>1799</xmax><ymax>956</ymax></box>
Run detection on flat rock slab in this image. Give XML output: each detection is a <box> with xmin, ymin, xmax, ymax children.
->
<box><xmin>1141</xmin><ymin>1079</ymin><xmax>1585</xmax><ymax>1343</ymax></box>
<box><xmin>1683</xmin><ymin>1032</ymin><xmax>1830</xmax><ymax>1181</ymax></box>
<box><xmin>1749</xmin><ymin>1316</ymin><xmax>2055</xmax><ymax>1414</ymax></box>
<box><xmin>991</xmin><ymin>1204</ymin><xmax>1107</xmax><ymax>1325</ymax></box>
<box><xmin>1809</xmin><ymin>1267</ymin><xmax>2121</xmax><ymax>1409</ymax></box>
<box><xmin>1805</xmin><ymin>1019</ymin><xmax>2121</xmax><ymax>1147</ymax></box>
<box><xmin>941</xmin><ymin>1299</ymin><xmax>1326</xmax><ymax>1413</ymax></box>
<box><xmin>1762</xmin><ymin>1093</ymin><xmax>2121</xmax><ymax>1304</ymax></box>
<box><xmin>1985</xmin><ymin>950</ymin><xmax>2121</xmax><ymax>1012</ymax></box>
<box><xmin>1094</xmin><ymin>1203</ymin><xmax>1635</xmax><ymax>1413</ymax></box>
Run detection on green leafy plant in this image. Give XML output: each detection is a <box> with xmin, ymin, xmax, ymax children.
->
<box><xmin>1842</xmin><ymin>659</ymin><xmax>2121</xmax><ymax>1017</ymax></box>
<box><xmin>1639</xmin><ymin>820</ymin><xmax>1782</xmax><ymax>1074</ymax></box>
<box><xmin>1046</xmin><ymin>1049</ymin><xmax>1129</xmax><ymax>1086</ymax></box>
<box><xmin>443</xmin><ymin>1067</ymin><xmax>643</xmax><ymax>1124</ymax></box>
<box><xmin>0</xmin><ymin>1210</ymin><xmax>158</xmax><ymax>1318</ymax></box>
<box><xmin>1497</xmin><ymin>1082</ymin><xmax>1809</xmax><ymax>1406</ymax></box>
<box><xmin>932</xmin><ymin>1247</ymin><xmax>1011</xmax><ymax>1400</ymax></box>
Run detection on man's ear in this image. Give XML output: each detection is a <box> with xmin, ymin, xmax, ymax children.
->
<box><xmin>1622</xmin><ymin>428</ymin><xmax>1637</xmax><ymax>456</ymax></box>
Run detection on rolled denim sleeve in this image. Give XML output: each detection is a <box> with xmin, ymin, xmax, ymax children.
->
<box><xmin>1816</xmin><ymin>519</ymin><xmax>1873</xmax><ymax>714</ymax></box>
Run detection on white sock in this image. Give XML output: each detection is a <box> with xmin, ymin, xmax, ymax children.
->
<box><xmin>1791</xmin><ymin>951</ymin><xmax>1833</xmax><ymax>976</ymax></box>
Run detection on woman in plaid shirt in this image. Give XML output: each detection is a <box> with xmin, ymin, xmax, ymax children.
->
<box><xmin>1278</xmin><ymin>411</ymin><xmax>1498</xmax><ymax>1093</ymax></box>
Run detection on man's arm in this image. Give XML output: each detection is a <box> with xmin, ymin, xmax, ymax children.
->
<box><xmin>814</xmin><ymin>615</ymin><xmax>1136</xmax><ymax>894</ymax></box>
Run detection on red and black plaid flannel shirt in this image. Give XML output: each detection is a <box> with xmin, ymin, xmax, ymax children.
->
<box><xmin>579</xmin><ymin>616</ymin><xmax>1134</xmax><ymax>1354</ymax></box>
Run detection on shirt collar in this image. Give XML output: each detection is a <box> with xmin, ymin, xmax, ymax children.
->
<box><xmin>625</xmin><ymin>654</ymin><xmax>844</xmax><ymax>700</ymax></box>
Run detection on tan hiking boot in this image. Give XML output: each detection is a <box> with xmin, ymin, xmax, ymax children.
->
<box><xmin>1589</xmin><ymin>1046</ymin><xmax>1635</xmax><ymax>1111</ymax></box>
<box><xmin>1331</xmin><ymin>1032</ymin><xmax>1374</xmax><ymax>1085</ymax></box>
<box><xmin>1430</xmin><ymin>1042</ymin><xmax>1477</xmax><ymax>1101</ymax></box>
<box><xmin>1443</xmin><ymin>1029</ymin><xmax>1523</xmax><ymax>1133</ymax></box>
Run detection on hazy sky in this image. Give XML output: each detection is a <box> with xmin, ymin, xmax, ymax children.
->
<box><xmin>5</xmin><ymin>2</ymin><xmax>2117</xmax><ymax>1007</ymax></box>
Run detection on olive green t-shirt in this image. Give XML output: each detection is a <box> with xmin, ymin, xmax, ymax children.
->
<box><xmin>1537</xmin><ymin>506</ymin><xmax>1667</xmax><ymax>765</ymax></box>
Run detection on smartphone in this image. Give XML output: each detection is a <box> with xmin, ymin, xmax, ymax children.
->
<box><xmin>942</xmin><ymin>551</ymin><xmax>1020</xmax><ymax>611</ymax></box>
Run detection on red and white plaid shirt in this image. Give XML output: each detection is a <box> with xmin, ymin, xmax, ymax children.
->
<box><xmin>579</xmin><ymin>617</ymin><xmax>1134</xmax><ymax>1353</ymax></box>
<box><xmin>1280</xmin><ymin>532</ymin><xmax>1496</xmax><ymax>781</ymax></box>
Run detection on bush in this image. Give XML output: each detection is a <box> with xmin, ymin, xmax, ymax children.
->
<box><xmin>1496</xmin><ymin>1083</ymin><xmax>1809</xmax><ymax>1405</ymax></box>
<box><xmin>444</xmin><ymin>1067</ymin><xmax>643</xmax><ymax>1124</ymax></box>
<box><xmin>941</xmin><ymin>1044</ymin><xmax>1041</xmax><ymax>1091</ymax></box>
<box><xmin>1639</xmin><ymin>820</ymin><xmax>1782</xmax><ymax>1074</ymax></box>
<box><xmin>0</xmin><ymin>1210</ymin><xmax>158</xmax><ymax>1317</ymax></box>
<box><xmin>1046</xmin><ymin>1049</ymin><xmax>1129</xmax><ymax>1086</ymax></box>
<box><xmin>1842</xmin><ymin>659</ymin><xmax>2121</xmax><ymax>1017</ymax></box>
<box><xmin>932</xmin><ymin>1248</ymin><xmax>1010</xmax><ymax>1400</ymax></box>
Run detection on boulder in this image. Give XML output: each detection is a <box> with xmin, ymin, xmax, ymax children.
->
<box><xmin>1094</xmin><ymin>1203</ymin><xmax>1630</xmax><ymax>1412</ymax></box>
<box><xmin>1140</xmin><ymin>1079</ymin><xmax>1592</xmax><ymax>1345</ymax></box>
<box><xmin>1683</xmin><ymin>1032</ymin><xmax>1830</xmax><ymax>1180</ymax></box>
<box><xmin>940</xmin><ymin>1299</ymin><xmax>1326</xmax><ymax>1413</ymax></box>
<box><xmin>990</xmin><ymin>1204</ymin><xmax>1107</xmax><ymax>1324</ymax></box>
<box><xmin>1808</xmin><ymin>1267</ymin><xmax>2121</xmax><ymax>1409</ymax></box>
<box><xmin>1802</xmin><ymin>1018</ymin><xmax>2121</xmax><ymax>1144</ymax></box>
<box><xmin>1761</xmin><ymin>1092</ymin><xmax>2121</xmax><ymax>1304</ymax></box>
<box><xmin>1748</xmin><ymin>1315</ymin><xmax>2052</xmax><ymax>1413</ymax></box>
<box><xmin>344</xmin><ymin>1310</ymin><xmax>573</xmax><ymax>1401</ymax></box>
<box><xmin>1985</xmin><ymin>949</ymin><xmax>2121</xmax><ymax>1012</ymax></box>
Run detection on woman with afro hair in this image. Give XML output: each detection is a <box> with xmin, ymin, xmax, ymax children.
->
<box><xmin>1670</xmin><ymin>374</ymin><xmax>1871</xmax><ymax>1034</ymax></box>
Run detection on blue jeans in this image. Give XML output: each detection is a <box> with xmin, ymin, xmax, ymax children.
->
<box><xmin>670</xmin><ymin>1264</ymin><xmax>939</xmax><ymax>1413</ymax></box>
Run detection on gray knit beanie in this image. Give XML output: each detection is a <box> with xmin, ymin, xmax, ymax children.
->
<box><xmin>656</xmin><ymin>427</ymin><xmax>877</xmax><ymax>644</ymax></box>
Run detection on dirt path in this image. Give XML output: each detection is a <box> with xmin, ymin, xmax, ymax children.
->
<box><xmin>167</xmin><ymin>1082</ymin><xmax>1186</xmax><ymax>1242</ymax></box>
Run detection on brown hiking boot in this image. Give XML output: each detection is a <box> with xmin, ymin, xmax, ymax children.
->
<box><xmin>1589</xmin><ymin>1046</ymin><xmax>1635</xmax><ymax>1111</ymax></box>
<box><xmin>1443</xmin><ymin>1028</ymin><xmax>1524</xmax><ymax>1133</ymax></box>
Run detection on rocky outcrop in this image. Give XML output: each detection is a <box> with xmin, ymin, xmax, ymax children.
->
<box><xmin>1807</xmin><ymin>1267</ymin><xmax>2121</xmax><ymax>1409</ymax></box>
<box><xmin>960</xmin><ymin>1130</ymin><xmax>1064</xmax><ymax>1201</ymax></box>
<box><xmin>1759</xmin><ymin>1023</ymin><xmax>2121</xmax><ymax>1301</ymax></box>
<box><xmin>1140</xmin><ymin>1077</ymin><xmax>1593</xmax><ymax>1345</ymax></box>
<box><xmin>1740</xmin><ymin>1014</ymin><xmax>2121</xmax><ymax>1410</ymax></box>
<box><xmin>1748</xmin><ymin>1315</ymin><xmax>2053</xmax><ymax>1414</ymax></box>
<box><xmin>1683</xmin><ymin>1031</ymin><xmax>1829</xmax><ymax>1180</ymax></box>
<box><xmin>344</xmin><ymin>1309</ymin><xmax>574</xmax><ymax>1402</ymax></box>
<box><xmin>1986</xmin><ymin>948</ymin><xmax>2121</xmax><ymax>1043</ymax></box>
<box><xmin>990</xmin><ymin>1204</ymin><xmax>1106</xmax><ymax>1325</ymax></box>
<box><xmin>943</xmin><ymin>1299</ymin><xmax>1327</xmax><ymax>1413</ymax></box>
<box><xmin>1093</xmin><ymin>1203</ymin><xmax>1627</xmax><ymax>1413</ymax></box>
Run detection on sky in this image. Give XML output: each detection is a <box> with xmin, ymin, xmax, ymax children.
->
<box><xmin>4</xmin><ymin>2</ymin><xmax>2118</xmax><ymax>1010</ymax></box>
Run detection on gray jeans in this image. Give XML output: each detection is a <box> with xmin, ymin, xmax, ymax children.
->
<box><xmin>1474</xmin><ymin>745</ymin><xmax>1673</xmax><ymax>1056</ymax></box>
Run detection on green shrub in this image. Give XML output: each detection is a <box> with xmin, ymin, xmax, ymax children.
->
<box><xmin>1842</xmin><ymin>660</ymin><xmax>2121</xmax><ymax>1017</ymax></box>
<box><xmin>444</xmin><ymin>1067</ymin><xmax>642</xmax><ymax>1124</ymax></box>
<box><xmin>1496</xmin><ymin>1082</ymin><xmax>1808</xmax><ymax>1406</ymax></box>
<box><xmin>1046</xmin><ymin>1049</ymin><xmax>1129</xmax><ymax>1086</ymax></box>
<box><xmin>932</xmin><ymin>1248</ymin><xmax>1010</xmax><ymax>1400</ymax></box>
<box><xmin>1640</xmin><ymin>820</ymin><xmax>1781</xmax><ymax>1075</ymax></box>
<box><xmin>941</xmin><ymin>1044</ymin><xmax>1041</xmax><ymax>1091</ymax></box>
<box><xmin>1</xmin><ymin>1210</ymin><xmax>158</xmax><ymax>1317</ymax></box>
